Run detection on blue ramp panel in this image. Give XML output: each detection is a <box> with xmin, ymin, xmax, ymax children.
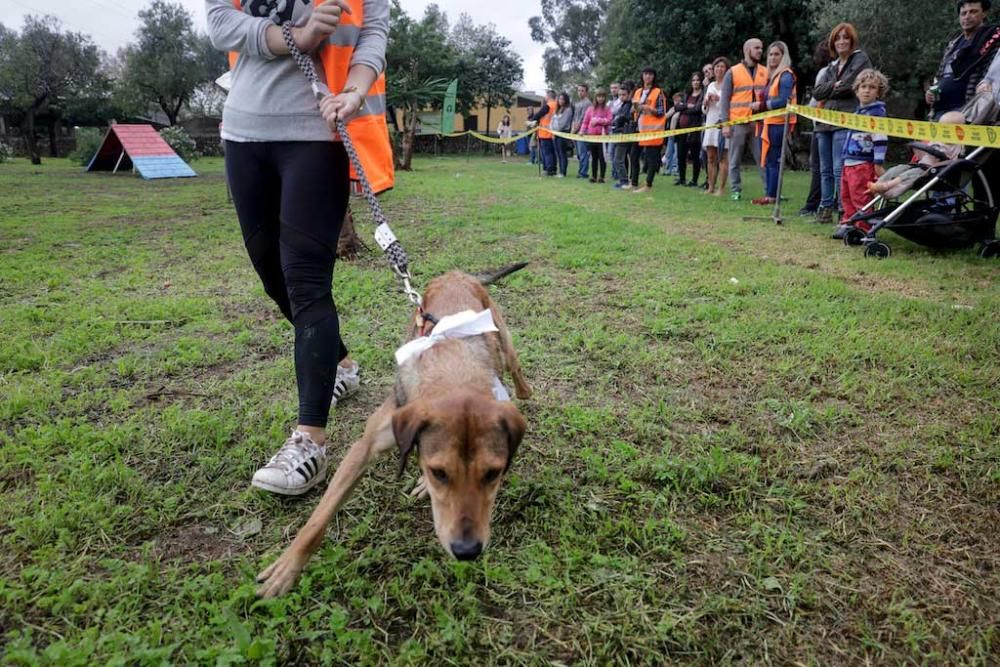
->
<box><xmin>131</xmin><ymin>156</ymin><xmax>198</xmax><ymax>180</ymax></box>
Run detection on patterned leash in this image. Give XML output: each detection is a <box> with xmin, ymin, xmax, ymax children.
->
<box><xmin>281</xmin><ymin>23</ymin><xmax>422</xmax><ymax>309</ymax></box>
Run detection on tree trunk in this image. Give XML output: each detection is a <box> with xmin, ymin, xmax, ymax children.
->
<box><xmin>337</xmin><ymin>206</ymin><xmax>364</xmax><ymax>259</ymax></box>
<box><xmin>392</xmin><ymin>130</ymin><xmax>403</xmax><ymax>169</ymax></box>
<box><xmin>485</xmin><ymin>103</ymin><xmax>493</xmax><ymax>154</ymax></box>
<box><xmin>24</xmin><ymin>110</ymin><xmax>41</xmax><ymax>165</ymax></box>
<box><xmin>400</xmin><ymin>107</ymin><xmax>417</xmax><ymax>171</ymax></box>
<box><xmin>47</xmin><ymin>115</ymin><xmax>59</xmax><ymax>157</ymax></box>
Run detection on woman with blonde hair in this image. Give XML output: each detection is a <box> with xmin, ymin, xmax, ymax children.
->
<box><xmin>755</xmin><ymin>41</ymin><xmax>796</xmax><ymax>206</ymax></box>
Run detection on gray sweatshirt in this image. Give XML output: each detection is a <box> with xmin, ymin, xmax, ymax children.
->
<box><xmin>571</xmin><ymin>98</ymin><xmax>592</xmax><ymax>133</ymax></box>
<box><xmin>552</xmin><ymin>106</ymin><xmax>575</xmax><ymax>132</ymax></box>
<box><xmin>205</xmin><ymin>0</ymin><xmax>389</xmax><ymax>142</ymax></box>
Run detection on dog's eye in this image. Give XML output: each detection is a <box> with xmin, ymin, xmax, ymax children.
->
<box><xmin>430</xmin><ymin>468</ymin><xmax>448</xmax><ymax>484</ymax></box>
<box><xmin>482</xmin><ymin>468</ymin><xmax>502</xmax><ymax>484</ymax></box>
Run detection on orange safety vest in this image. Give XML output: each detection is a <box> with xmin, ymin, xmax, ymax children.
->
<box><xmin>537</xmin><ymin>100</ymin><xmax>557</xmax><ymax>140</ymax></box>
<box><xmin>760</xmin><ymin>69</ymin><xmax>797</xmax><ymax>167</ymax></box>
<box><xmin>728</xmin><ymin>62</ymin><xmax>768</xmax><ymax>121</ymax></box>
<box><xmin>227</xmin><ymin>0</ymin><xmax>394</xmax><ymax>193</ymax></box>
<box><xmin>632</xmin><ymin>87</ymin><xmax>666</xmax><ymax>147</ymax></box>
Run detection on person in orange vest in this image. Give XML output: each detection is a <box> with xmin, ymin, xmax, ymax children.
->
<box><xmin>754</xmin><ymin>41</ymin><xmax>797</xmax><ymax>206</ymax></box>
<box><xmin>206</xmin><ymin>0</ymin><xmax>392</xmax><ymax>495</ymax></box>
<box><xmin>719</xmin><ymin>38</ymin><xmax>767</xmax><ymax>200</ymax></box>
<box><xmin>527</xmin><ymin>90</ymin><xmax>558</xmax><ymax>176</ymax></box>
<box><xmin>627</xmin><ymin>67</ymin><xmax>667</xmax><ymax>194</ymax></box>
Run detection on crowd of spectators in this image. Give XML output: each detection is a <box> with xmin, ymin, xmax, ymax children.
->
<box><xmin>518</xmin><ymin>0</ymin><xmax>1000</xmax><ymax>238</ymax></box>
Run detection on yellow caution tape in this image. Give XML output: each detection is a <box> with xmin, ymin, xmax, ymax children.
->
<box><xmin>433</xmin><ymin>128</ymin><xmax>537</xmax><ymax>143</ymax></box>
<box><xmin>790</xmin><ymin>104</ymin><xmax>1000</xmax><ymax>148</ymax></box>
<box><xmin>427</xmin><ymin>109</ymin><xmax>785</xmax><ymax>145</ymax></box>
<box><xmin>545</xmin><ymin>109</ymin><xmax>786</xmax><ymax>144</ymax></box>
<box><xmin>430</xmin><ymin>105</ymin><xmax>1000</xmax><ymax>149</ymax></box>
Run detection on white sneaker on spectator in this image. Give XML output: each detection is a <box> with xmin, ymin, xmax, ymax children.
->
<box><xmin>331</xmin><ymin>361</ymin><xmax>360</xmax><ymax>407</ymax></box>
<box><xmin>251</xmin><ymin>430</ymin><xmax>327</xmax><ymax>495</ymax></box>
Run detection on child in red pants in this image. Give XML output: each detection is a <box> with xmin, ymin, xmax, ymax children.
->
<box><xmin>835</xmin><ymin>69</ymin><xmax>890</xmax><ymax>238</ymax></box>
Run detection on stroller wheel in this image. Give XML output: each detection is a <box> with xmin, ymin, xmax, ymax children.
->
<box><xmin>864</xmin><ymin>241</ymin><xmax>891</xmax><ymax>259</ymax></box>
<box><xmin>980</xmin><ymin>241</ymin><xmax>1000</xmax><ymax>259</ymax></box>
<box><xmin>843</xmin><ymin>227</ymin><xmax>866</xmax><ymax>247</ymax></box>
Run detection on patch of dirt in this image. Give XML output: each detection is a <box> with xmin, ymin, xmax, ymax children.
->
<box><xmin>147</xmin><ymin>523</ymin><xmax>248</xmax><ymax>563</ymax></box>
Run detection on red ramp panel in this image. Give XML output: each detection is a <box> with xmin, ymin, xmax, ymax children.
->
<box><xmin>87</xmin><ymin>124</ymin><xmax>197</xmax><ymax>179</ymax></box>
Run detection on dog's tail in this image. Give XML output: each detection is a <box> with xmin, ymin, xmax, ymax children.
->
<box><xmin>473</xmin><ymin>262</ymin><xmax>528</xmax><ymax>286</ymax></box>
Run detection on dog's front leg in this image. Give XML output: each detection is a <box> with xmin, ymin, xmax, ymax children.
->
<box><xmin>256</xmin><ymin>399</ymin><xmax>397</xmax><ymax>598</ymax></box>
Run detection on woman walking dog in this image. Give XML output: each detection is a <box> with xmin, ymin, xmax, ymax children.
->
<box><xmin>206</xmin><ymin>0</ymin><xmax>391</xmax><ymax>495</ymax></box>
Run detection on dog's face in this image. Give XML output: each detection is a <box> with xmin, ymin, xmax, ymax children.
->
<box><xmin>392</xmin><ymin>393</ymin><xmax>526</xmax><ymax>560</ymax></box>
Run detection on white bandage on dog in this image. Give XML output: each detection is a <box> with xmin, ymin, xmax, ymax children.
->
<box><xmin>395</xmin><ymin>309</ymin><xmax>499</xmax><ymax>366</ymax></box>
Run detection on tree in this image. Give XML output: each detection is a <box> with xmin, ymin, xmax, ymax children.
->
<box><xmin>386</xmin><ymin>1</ymin><xmax>458</xmax><ymax>90</ymax></box>
<box><xmin>386</xmin><ymin>1</ymin><xmax>458</xmax><ymax>168</ymax></box>
<box><xmin>0</xmin><ymin>16</ymin><xmax>102</xmax><ymax>164</ymax></box>
<box><xmin>118</xmin><ymin>1</ymin><xmax>225</xmax><ymax>125</ymax></box>
<box><xmin>451</xmin><ymin>17</ymin><xmax>523</xmax><ymax>133</ymax></box>
<box><xmin>529</xmin><ymin>0</ymin><xmax>609</xmax><ymax>89</ymax></box>
<box><xmin>599</xmin><ymin>0</ymin><xmax>815</xmax><ymax>95</ymax></box>
<box><xmin>384</xmin><ymin>1</ymin><xmax>521</xmax><ymax>164</ymax></box>
<box><xmin>387</xmin><ymin>68</ymin><xmax>450</xmax><ymax>170</ymax></box>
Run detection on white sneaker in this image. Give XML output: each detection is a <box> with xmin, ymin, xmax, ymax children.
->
<box><xmin>251</xmin><ymin>430</ymin><xmax>327</xmax><ymax>495</ymax></box>
<box><xmin>331</xmin><ymin>361</ymin><xmax>360</xmax><ymax>407</ymax></box>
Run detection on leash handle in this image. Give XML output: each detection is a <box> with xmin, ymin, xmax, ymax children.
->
<box><xmin>280</xmin><ymin>23</ymin><xmax>420</xmax><ymax>307</ymax></box>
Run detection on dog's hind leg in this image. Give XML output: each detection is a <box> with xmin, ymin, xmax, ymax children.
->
<box><xmin>489</xmin><ymin>304</ymin><xmax>532</xmax><ymax>400</ymax></box>
<box><xmin>256</xmin><ymin>398</ymin><xmax>397</xmax><ymax>598</ymax></box>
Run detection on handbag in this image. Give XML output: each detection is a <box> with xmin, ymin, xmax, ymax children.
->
<box><xmin>961</xmin><ymin>89</ymin><xmax>1000</xmax><ymax>125</ymax></box>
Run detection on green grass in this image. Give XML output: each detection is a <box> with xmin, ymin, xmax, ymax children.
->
<box><xmin>1</xmin><ymin>154</ymin><xmax>998</xmax><ymax>665</ymax></box>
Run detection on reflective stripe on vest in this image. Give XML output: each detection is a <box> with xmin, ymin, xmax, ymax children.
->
<box><xmin>227</xmin><ymin>0</ymin><xmax>394</xmax><ymax>193</ymax></box>
<box><xmin>760</xmin><ymin>70</ymin><xmax>798</xmax><ymax>167</ymax></box>
<box><xmin>632</xmin><ymin>87</ymin><xmax>666</xmax><ymax>146</ymax></box>
<box><xmin>729</xmin><ymin>63</ymin><xmax>768</xmax><ymax>120</ymax></box>
<box><xmin>538</xmin><ymin>100</ymin><xmax>557</xmax><ymax>139</ymax></box>
<box><xmin>763</xmin><ymin>69</ymin><xmax>797</xmax><ymax>127</ymax></box>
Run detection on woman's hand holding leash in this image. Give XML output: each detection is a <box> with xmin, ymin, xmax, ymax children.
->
<box><xmin>321</xmin><ymin>88</ymin><xmax>364</xmax><ymax>126</ymax></box>
<box><xmin>293</xmin><ymin>0</ymin><xmax>352</xmax><ymax>52</ymax></box>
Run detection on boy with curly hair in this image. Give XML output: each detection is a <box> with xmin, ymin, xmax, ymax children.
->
<box><xmin>835</xmin><ymin>68</ymin><xmax>890</xmax><ymax>238</ymax></box>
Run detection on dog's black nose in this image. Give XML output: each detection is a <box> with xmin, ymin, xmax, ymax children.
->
<box><xmin>450</xmin><ymin>539</ymin><xmax>483</xmax><ymax>560</ymax></box>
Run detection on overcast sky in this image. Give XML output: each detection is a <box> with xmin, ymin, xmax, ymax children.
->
<box><xmin>0</xmin><ymin>0</ymin><xmax>547</xmax><ymax>92</ymax></box>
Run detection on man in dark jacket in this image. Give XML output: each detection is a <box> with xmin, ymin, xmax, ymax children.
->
<box><xmin>927</xmin><ymin>0</ymin><xmax>1000</xmax><ymax>118</ymax></box>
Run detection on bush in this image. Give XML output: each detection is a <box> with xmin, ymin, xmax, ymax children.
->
<box><xmin>67</xmin><ymin>127</ymin><xmax>104</xmax><ymax>167</ymax></box>
<box><xmin>159</xmin><ymin>126</ymin><xmax>198</xmax><ymax>162</ymax></box>
<box><xmin>0</xmin><ymin>141</ymin><xmax>12</xmax><ymax>164</ymax></box>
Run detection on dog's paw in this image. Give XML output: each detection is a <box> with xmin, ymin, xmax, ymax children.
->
<box><xmin>256</xmin><ymin>549</ymin><xmax>306</xmax><ymax>599</ymax></box>
<box><xmin>409</xmin><ymin>475</ymin><xmax>429</xmax><ymax>499</ymax></box>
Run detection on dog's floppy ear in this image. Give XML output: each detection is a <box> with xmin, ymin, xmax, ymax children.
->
<box><xmin>392</xmin><ymin>401</ymin><xmax>429</xmax><ymax>479</ymax></box>
<box><xmin>497</xmin><ymin>402</ymin><xmax>527</xmax><ymax>472</ymax></box>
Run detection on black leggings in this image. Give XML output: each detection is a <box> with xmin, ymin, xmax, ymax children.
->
<box><xmin>225</xmin><ymin>140</ymin><xmax>350</xmax><ymax>428</ymax></box>
<box><xmin>588</xmin><ymin>143</ymin><xmax>606</xmax><ymax>180</ymax></box>
<box><xmin>629</xmin><ymin>144</ymin><xmax>661</xmax><ymax>187</ymax></box>
<box><xmin>677</xmin><ymin>132</ymin><xmax>702</xmax><ymax>183</ymax></box>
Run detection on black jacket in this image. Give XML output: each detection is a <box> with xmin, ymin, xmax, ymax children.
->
<box><xmin>611</xmin><ymin>100</ymin><xmax>636</xmax><ymax>134</ymax></box>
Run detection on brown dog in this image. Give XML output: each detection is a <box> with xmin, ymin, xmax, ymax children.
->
<box><xmin>256</xmin><ymin>270</ymin><xmax>531</xmax><ymax>598</ymax></box>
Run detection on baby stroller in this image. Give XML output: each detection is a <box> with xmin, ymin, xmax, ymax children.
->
<box><xmin>842</xmin><ymin>144</ymin><xmax>1000</xmax><ymax>259</ymax></box>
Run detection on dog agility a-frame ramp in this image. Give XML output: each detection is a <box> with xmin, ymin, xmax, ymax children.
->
<box><xmin>87</xmin><ymin>124</ymin><xmax>197</xmax><ymax>179</ymax></box>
